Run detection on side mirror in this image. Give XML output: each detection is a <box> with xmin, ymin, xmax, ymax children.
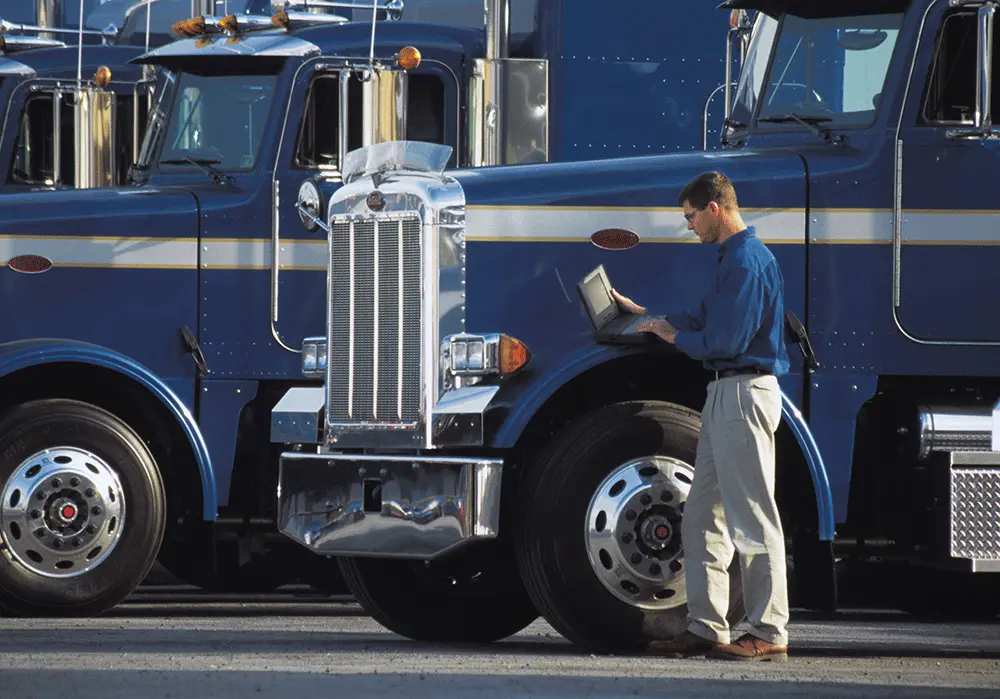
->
<box><xmin>785</xmin><ymin>311</ymin><xmax>818</xmax><ymax>371</ymax></box>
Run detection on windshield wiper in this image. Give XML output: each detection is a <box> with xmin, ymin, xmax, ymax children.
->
<box><xmin>758</xmin><ymin>113</ymin><xmax>844</xmax><ymax>145</ymax></box>
<box><xmin>159</xmin><ymin>157</ymin><xmax>231</xmax><ymax>184</ymax></box>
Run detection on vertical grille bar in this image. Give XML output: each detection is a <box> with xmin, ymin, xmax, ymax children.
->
<box><xmin>348</xmin><ymin>220</ymin><xmax>355</xmax><ymax>418</ymax></box>
<box><xmin>401</xmin><ymin>218</ymin><xmax>422</xmax><ymax>420</ymax></box>
<box><xmin>397</xmin><ymin>219</ymin><xmax>404</xmax><ymax>420</ymax></box>
<box><xmin>373</xmin><ymin>220</ymin><xmax>379</xmax><ymax>419</ymax></box>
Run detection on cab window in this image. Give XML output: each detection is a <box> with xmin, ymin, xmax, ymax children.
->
<box><xmin>159</xmin><ymin>72</ymin><xmax>278</xmax><ymax>170</ymax></box>
<box><xmin>10</xmin><ymin>92</ymin><xmax>75</xmax><ymax>185</ymax></box>
<box><xmin>920</xmin><ymin>12</ymin><xmax>1000</xmax><ymax>124</ymax></box>
<box><xmin>296</xmin><ymin>74</ymin><xmax>341</xmax><ymax>169</ymax></box>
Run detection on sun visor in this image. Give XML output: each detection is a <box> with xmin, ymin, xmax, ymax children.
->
<box><xmin>719</xmin><ymin>0</ymin><xmax>910</xmax><ymax>19</ymax></box>
<box><xmin>130</xmin><ymin>30</ymin><xmax>320</xmax><ymax>65</ymax></box>
<box><xmin>0</xmin><ymin>57</ymin><xmax>36</xmax><ymax>77</ymax></box>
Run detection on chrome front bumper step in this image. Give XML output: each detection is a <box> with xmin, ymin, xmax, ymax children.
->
<box><xmin>277</xmin><ymin>452</ymin><xmax>503</xmax><ymax>558</ymax></box>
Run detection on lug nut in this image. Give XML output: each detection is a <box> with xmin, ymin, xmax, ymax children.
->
<box><xmin>640</xmin><ymin>494</ymin><xmax>652</xmax><ymax>506</ymax></box>
<box><xmin>670</xmin><ymin>560</ymin><xmax>683</xmax><ymax>573</ymax></box>
<box><xmin>85</xmin><ymin>489</ymin><xmax>96</xmax><ymax>498</ymax></box>
<box><xmin>52</xmin><ymin>539</ymin><xmax>62</xmax><ymax>549</ymax></box>
<box><xmin>86</xmin><ymin>525</ymin><xmax>97</xmax><ymax>535</ymax></box>
<box><xmin>660</xmin><ymin>491</ymin><xmax>673</xmax><ymax>502</ymax></box>
<box><xmin>650</xmin><ymin>563</ymin><xmax>662</xmax><ymax>576</ymax></box>
<box><xmin>36</xmin><ymin>491</ymin><xmax>47</xmax><ymax>501</ymax></box>
<box><xmin>30</xmin><ymin>509</ymin><xmax>42</xmax><ymax>519</ymax></box>
<box><xmin>70</xmin><ymin>478</ymin><xmax>80</xmax><ymax>487</ymax></box>
<box><xmin>91</xmin><ymin>506</ymin><xmax>103</xmax><ymax>516</ymax></box>
<box><xmin>51</xmin><ymin>478</ymin><xmax>62</xmax><ymax>489</ymax></box>
<box><xmin>33</xmin><ymin>528</ymin><xmax>46</xmax><ymax>538</ymax></box>
<box><xmin>72</xmin><ymin>537</ymin><xmax>83</xmax><ymax>547</ymax></box>
<box><xmin>630</xmin><ymin>552</ymin><xmax>643</xmax><ymax>565</ymax></box>
<box><xmin>621</xmin><ymin>532</ymin><xmax>633</xmax><ymax>544</ymax></box>
<box><xmin>625</xmin><ymin>510</ymin><xmax>637</xmax><ymax>521</ymax></box>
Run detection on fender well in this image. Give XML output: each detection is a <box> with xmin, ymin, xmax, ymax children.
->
<box><xmin>494</xmin><ymin>345</ymin><xmax>834</xmax><ymax>541</ymax></box>
<box><xmin>0</xmin><ymin>340</ymin><xmax>216</xmax><ymax>520</ymax></box>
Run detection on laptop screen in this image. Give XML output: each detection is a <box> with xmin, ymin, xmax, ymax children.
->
<box><xmin>578</xmin><ymin>265</ymin><xmax>619</xmax><ymax>329</ymax></box>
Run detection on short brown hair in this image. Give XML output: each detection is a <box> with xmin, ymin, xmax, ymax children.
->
<box><xmin>678</xmin><ymin>171</ymin><xmax>738</xmax><ymax>210</ymax></box>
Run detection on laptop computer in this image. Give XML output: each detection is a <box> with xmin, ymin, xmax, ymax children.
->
<box><xmin>576</xmin><ymin>264</ymin><xmax>676</xmax><ymax>344</ymax></box>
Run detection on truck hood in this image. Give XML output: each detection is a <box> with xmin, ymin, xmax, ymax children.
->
<box><xmin>0</xmin><ymin>187</ymin><xmax>199</xmax><ymax>271</ymax></box>
<box><xmin>454</xmin><ymin>148</ymin><xmax>808</xmax><ymax>243</ymax></box>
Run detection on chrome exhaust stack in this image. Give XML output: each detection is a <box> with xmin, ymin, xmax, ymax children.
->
<box><xmin>469</xmin><ymin>0</ymin><xmax>548</xmax><ymax>167</ymax></box>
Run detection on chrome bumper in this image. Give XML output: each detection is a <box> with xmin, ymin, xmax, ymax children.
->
<box><xmin>277</xmin><ymin>452</ymin><xmax>503</xmax><ymax>558</ymax></box>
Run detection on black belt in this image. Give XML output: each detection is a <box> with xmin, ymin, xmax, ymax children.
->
<box><xmin>714</xmin><ymin>366</ymin><xmax>771</xmax><ymax>380</ymax></box>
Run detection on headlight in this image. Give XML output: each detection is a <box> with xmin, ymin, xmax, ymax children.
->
<box><xmin>301</xmin><ymin>336</ymin><xmax>327</xmax><ymax>378</ymax></box>
<box><xmin>443</xmin><ymin>333</ymin><xmax>530</xmax><ymax>377</ymax></box>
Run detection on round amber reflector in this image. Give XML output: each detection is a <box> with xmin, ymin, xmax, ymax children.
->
<box><xmin>397</xmin><ymin>46</ymin><xmax>422</xmax><ymax>70</ymax></box>
<box><xmin>590</xmin><ymin>228</ymin><xmax>639</xmax><ymax>250</ymax></box>
<box><xmin>93</xmin><ymin>65</ymin><xmax>112</xmax><ymax>89</ymax></box>
<box><xmin>499</xmin><ymin>335</ymin><xmax>531</xmax><ymax>376</ymax></box>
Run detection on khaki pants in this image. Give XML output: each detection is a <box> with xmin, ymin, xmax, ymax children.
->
<box><xmin>681</xmin><ymin>373</ymin><xmax>789</xmax><ymax>646</ymax></box>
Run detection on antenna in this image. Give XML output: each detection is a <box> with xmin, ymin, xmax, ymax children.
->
<box><xmin>76</xmin><ymin>0</ymin><xmax>84</xmax><ymax>88</ymax></box>
<box><xmin>368</xmin><ymin>0</ymin><xmax>377</xmax><ymax>64</ymax></box>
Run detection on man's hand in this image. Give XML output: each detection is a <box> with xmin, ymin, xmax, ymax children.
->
<box><xmin>637</xmin><ymin>318</ymin><xmax>676</xmax><ymax>344</ymax></box>
<box><xmin>610</xmin><ymin>288</ymin><xmax>646</xmax><ymax>314</ymax></box>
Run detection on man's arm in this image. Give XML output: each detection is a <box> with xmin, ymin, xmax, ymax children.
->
<box><xmin>672</xmin><ymin>264</ymin><xmax>764</xmax><ymax>361</ymax></box>
<box><xmin>666</xmin><ymin>300</ymin><xmax>706</xmax><ymax>333</ymax></box>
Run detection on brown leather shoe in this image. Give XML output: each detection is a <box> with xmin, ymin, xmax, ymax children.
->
<box><xmin>708</xmin><ymin>633</ymin><xmax>788</xmax><ymax>662</ymax></box>
<box><xmin>647</xmin><ymin>630</ymin><xmax>719</xmax><ymax>658</ymax></box>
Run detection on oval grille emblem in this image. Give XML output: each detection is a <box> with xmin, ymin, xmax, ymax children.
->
<box><xmin>8</xmin><ymin>254</ymin><xmax>53</xmax><ymax>274</ymax></box>
<box><xmin>367</xmin><ymin>190</ymin><xmax>386</xmax><ymax>212</ymax></box>
<box><xmin>590</xmin><ymin>228</ymin><xmax>640</xmax><ymax>250</ymax></box>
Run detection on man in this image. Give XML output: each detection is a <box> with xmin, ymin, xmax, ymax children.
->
<box><xmin>611</xmin><ymin>171</ymin><xmax>790</xmax><ymax>662</ymax></box>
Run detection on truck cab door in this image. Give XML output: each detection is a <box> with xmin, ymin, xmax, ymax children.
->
<box><xmin>896</xmin><ymin>5</ymin><xmax>1000</xmax><ymax>342</ymax></box>
<box><xmin>270</xmin><ymin>66</ymin><xmax>366</xmax><ymax>360</ymax></box>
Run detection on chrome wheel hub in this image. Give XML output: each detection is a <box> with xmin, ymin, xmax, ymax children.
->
<box><xmin>584</xmin><ymin>456</ymin><xmax>693</xmax><ymax>610</ymax></box>
<box><xmin>1</xmin><ymin>447</ymin><xmax>125</xmax><ymax>578</ymax></box>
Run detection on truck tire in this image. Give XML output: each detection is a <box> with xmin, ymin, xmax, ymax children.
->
<box><xmin>339</xmin><ymin>542</ymin><xmax>538</xmax><ymax>642</ymax></box>
<box><xmin>0</xmin><ymin>399</ymin><xmax>166</xmax><ymax>616</ymax></box>
<box><xmin>516</xmin><ymin>400</ymin><xmax>745</xmax><ymax>653</ymax></box>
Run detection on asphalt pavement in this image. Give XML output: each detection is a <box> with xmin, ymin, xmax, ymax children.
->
<box><xmin>0</xmin><ymin>593</ymin><xmax>997</xmax><ymax>698</ymax></box>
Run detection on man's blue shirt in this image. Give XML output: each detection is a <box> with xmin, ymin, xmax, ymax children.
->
<box><xmin>670</xmin><ymin>226</ymin><xmax>790</xmax><ymax>376</ymax></box>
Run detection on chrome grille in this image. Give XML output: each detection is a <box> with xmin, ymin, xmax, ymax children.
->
<box><xmin>328</xmin><ymin>216</ymin><xmax>422</xmax><ymax>427</ymax></box>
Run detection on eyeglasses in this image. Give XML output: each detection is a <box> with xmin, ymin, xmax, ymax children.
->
<box><xmin>683</xmin><ymin>206</ymin><xmax>706</xmax><ymax>223</ymax></box>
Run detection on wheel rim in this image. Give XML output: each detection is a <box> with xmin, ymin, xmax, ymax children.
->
<box><xmin>584</xmin><ymin>456</ymin><xmax>693</xmax><ymax>610</ymax></box>
<box><xmin>1</xmin><ymin>447</ymin><xmax>126</xmax><ymax>578</ymax></box>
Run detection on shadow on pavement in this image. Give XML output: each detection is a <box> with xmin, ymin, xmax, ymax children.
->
<box><xmin>0</xmin><ymin>669</ymin><xmax>995</xmax><ymax>699</ymax></box>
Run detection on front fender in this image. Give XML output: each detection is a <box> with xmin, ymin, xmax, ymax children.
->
<box><xmin>489</xmin><ymin>343</ymin><xmax>834</xmax><ymax>541</ymax></box>
<box><xmin>0</xmin><ymin>339</ymin><xmax>216</xmax><ymax>520</ymax></box>
<box><xmin>780</xmin><ymin>393</ymin><xmax>835</xmax><ymax>541</ymax></box>
<box><xmin>490</xmin><ymin>342</ymin><xmax>652</xmax><ymax>448</ymax></box>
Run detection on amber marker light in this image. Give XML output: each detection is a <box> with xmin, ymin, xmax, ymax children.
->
<box><xmin>93</xmin><ymin>65</ymin><xmax>112</xmax><ymax>89</ymax></box>
<box><xmin>172</xmin><ymin>16</ymin><xmax>206</xmax><ymax>37</ymax></box>
<box><xmin>0</xmin><ymin>36</ymin><xmax>6</xmax><ymax>54</ymax></box>
<box><xmin>499</xmin><ymin>334</ymin><xmax>531</xmax><ymax>375</ymax></box>
<box><xmin>272</xmin><ymin>10</ymin><xmax>290</xmax><ymax>29</ymax></box>
<box><xmin>397</xmin><ymin>46</ymin><xmax>421</xmax><ymax>70</ymax></box>
<box><xmin>219</xmin><ymin>14</ymin><xmax>238</xmax><ymax>33</ymax></box>
<box><xmin>730</xmin><ymin>9</ymin><xmax>741</xmax><ymax>27</ymax></box>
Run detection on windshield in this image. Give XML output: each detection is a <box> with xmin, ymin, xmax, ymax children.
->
<box><xmin>734</xmin><ymin>11</ymin><xmax>903</xmax><ymax>129</ymax></box>
<box><xmin>155</xmin><ymin>71</ymin><xmax>278</xmax><ymax>171</ymax></box>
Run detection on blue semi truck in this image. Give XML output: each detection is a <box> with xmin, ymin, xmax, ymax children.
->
<box><xmin>0</xmin><ymin>0</ymin><xmax>735</xmax><ymax>614</ymax></box>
